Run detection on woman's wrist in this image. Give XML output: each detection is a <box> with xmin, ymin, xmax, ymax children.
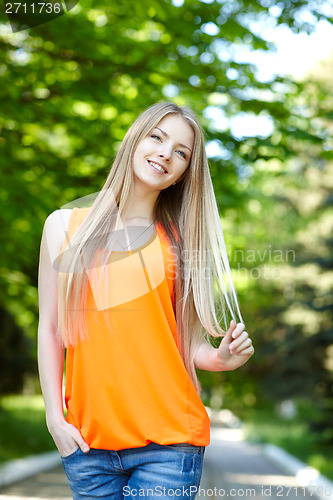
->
<box><xmin>46</xmin><ymin>411</ymin><xmax>66</xmax><ymax>431</ymax></box>
<box><xmin>214</xmin><ymin>348</ymin><xmax>233</xmax><ymax>371</ymax></box>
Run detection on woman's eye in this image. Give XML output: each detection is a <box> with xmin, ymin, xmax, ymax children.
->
<box><xmin>177</xmin><ymin>150</ymin><xmax>186</xmax><ymax>159</ymax></box>
<box><xmin>151</xmin><ymin>134</ymin><xmax>161</xmax><ymax>141</ymax></box>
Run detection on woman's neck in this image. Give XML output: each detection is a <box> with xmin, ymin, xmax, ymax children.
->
<box><xmin>122</xmin><ymin>188</ymin><xmax>159</xmax><ymax>224</ymax></box>
<box><xmin>123</xmin><ymin>216</ymin><xmax>154</xmax><ymax>226</ymax></box>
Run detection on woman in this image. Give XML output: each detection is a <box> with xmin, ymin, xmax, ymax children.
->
<box><xmin>38</xmin><ymin>101</ymin><xmax>254</xmax><ymax>499</ymax></box>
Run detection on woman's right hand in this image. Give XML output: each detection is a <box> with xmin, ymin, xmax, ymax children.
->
<box><xmin>47</xmin><ymin>419</ymin><xmax>90</xmax><ymax>457</ymax></box>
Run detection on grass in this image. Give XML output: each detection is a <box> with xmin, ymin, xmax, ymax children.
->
<box><xmin>240</xmin><ymin>401</ymin><xmax>333</xmax><ymax>482</ymax></box>
<box><xmin>0</xmin><ymin>394</ymin><xmax>56</xmax><ymax>464</ymax></box>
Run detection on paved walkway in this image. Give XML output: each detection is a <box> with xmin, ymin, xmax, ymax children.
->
<box><xmin>199</xmin><ymin>427</ymin><xmax>314</xmax><ymax>499</ymax></box>
<box><xmin>0</xmin><ymin>464</ymin><xmax>71</xmax><ymax>499</ymax></box>
<box><xmin>0</xmin><ymin>427</ymin><xmax>318</xmax><ymax>499</ymax></box>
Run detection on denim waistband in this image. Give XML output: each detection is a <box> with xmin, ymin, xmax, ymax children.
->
<box><xmin>168</xmin><ymin>443</ymin><xmax>196</xmax><ymax>447</ymax></box>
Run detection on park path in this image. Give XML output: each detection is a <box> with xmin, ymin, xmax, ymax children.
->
<box><xmin>199</xmin><ymin>427</ymin><xmax>315</xmax><ymax>499</ymax></box>
<box><xmin>0</xmin><ymin>426</ymin><xmax>315</xmax><ymax>500</ymax></box>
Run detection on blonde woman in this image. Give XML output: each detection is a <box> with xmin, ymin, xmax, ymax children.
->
<box><xmin>38</xmin><ymin>101</ymin><xmax>254</xmax><ymax>499</ymax></box>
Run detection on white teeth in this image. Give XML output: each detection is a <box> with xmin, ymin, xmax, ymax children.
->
<box><xmin>148</xmin><ymin>160</ymin><xmax>167</xmax><ymax>173</ymax></box>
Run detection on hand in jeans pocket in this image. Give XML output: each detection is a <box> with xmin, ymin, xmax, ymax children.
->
<box><xmin>47</xmin><ymin>418</ymin><xmax>90</xmax><ymax>458</ymax></box>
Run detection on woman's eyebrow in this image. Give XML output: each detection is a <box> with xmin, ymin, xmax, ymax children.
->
<box><xmin>155</xmin><ymin>127</ymin><xmax>192</xmax><ymax>153</ymax></box>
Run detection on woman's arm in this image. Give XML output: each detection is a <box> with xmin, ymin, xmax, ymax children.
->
<box><xmin>37</xmin><ymin>210</ymin><xmax>90</xmax><ymax>456</ymax></box>
<box><xmin>194</xmin><ymin>321</ymin><xmax>254</xmax><ymax>371</ymax></box>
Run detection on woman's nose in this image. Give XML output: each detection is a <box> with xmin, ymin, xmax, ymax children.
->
<box><xmin>158</xmin><ymin>149</ymin><xmax>171</xmax><ymax>161</ymax></box>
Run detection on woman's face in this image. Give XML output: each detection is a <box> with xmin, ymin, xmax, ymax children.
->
<box><xmin>132</xmin><ymin>114</ymin><xmax>194</xmax><ymax>193</ymax></box>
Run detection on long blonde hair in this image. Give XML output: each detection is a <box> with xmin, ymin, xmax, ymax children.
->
<box><xmin>58</xmin><ymin>100</ymin><xmax>243</xmax><ymax>392</ymax></box>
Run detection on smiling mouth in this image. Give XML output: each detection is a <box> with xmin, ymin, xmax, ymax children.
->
<box><xmin>147</xmin><ymin>160</ymin><xmax>168</xmax><ymax>174</ymax></box>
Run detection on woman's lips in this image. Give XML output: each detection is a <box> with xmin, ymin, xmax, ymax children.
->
<box><xmin>147</xmin><ymin>159</ymin><xmax>168</xmax><ymax>174</ymax></box>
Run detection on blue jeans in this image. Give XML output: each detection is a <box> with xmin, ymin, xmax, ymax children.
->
<box><xmin>61</xmin><ymin>442</ymin><xmax>205</xmax><ymax>499</ymax></box>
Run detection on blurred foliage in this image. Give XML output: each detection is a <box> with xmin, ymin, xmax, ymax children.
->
<box><xmin>200</xmin><ymin>53</ymin><xmax>333</xmax><ymax>449</ymax></box>
<box><xmin>0</xmin><ymin>305</ymin><xmax>35</xmax><ymax>394</ymax></box>
<box><xmin>0</xmin><ymin>0</ymin><xmax>333</xmax><ymax>461</ymax></box>
<box><xmin>0</xmin><ymin>395</ymin><xmax>55</xmax><ymax>462</ymax></box>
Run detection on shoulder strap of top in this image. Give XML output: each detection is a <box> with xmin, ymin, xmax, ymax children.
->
<box><xmin>70</xmin><ymin>206</ymin><xmax>91</xmax><ymax>229</ymax></box>
<box><xmin>59</xmin><ymin>207</ymin><xmax>91</xmax><ymax>258</ymax></box>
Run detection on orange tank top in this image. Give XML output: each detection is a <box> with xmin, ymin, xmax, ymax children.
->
<box><xmin>59</xmin><ymin>207</ymin><xmax>210</xmax><ymax>450</ymax></box>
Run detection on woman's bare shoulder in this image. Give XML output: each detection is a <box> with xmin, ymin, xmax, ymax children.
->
<box><xmin>42</xmin><ymin>209</ymin><xmax>75</xmax><ymax>257</ymax></box>
<box><xmin>45</xmin><ymin>208</ymin><xmax>73</xmax><ymax>225</ymax></box>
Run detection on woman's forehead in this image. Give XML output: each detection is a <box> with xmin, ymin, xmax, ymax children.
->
<box><xmin>154</xmin><ymin>114</ymin><xmax>194</xmax><ymax>147</ymax></box>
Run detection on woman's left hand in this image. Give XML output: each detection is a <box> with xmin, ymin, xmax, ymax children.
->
<box><xmin>217</xmin><ymin>320</ymin><xmax>254</xmax><ymax>371</ymax></box>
